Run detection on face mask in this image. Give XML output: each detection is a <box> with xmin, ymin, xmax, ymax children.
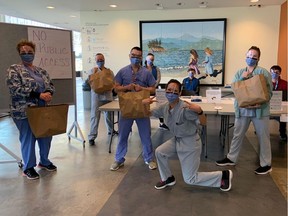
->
<box><xmin>130</xmin><ymin>57</ymin><xmax>141</xmax><ymax>65</ymax></box>
<box><xmin>246</xmin><ymin>57</ymin><xmax>258</xmax><ymax>67</ymax></box>
<box><xmin>147</xmin><ymin>60</ymin><xmax>153</xmax><ymax>66</ymax></box>
<box><xmin>271</xmin><ymin>72</ymin><xmax>279</xmax><ymax>80</ymax></box>
<box><xmin>96</xmin><ymin>61</ymin><xmax>104</xmax><ymax>68</ymax></box>
<box><xmin>20</xmin><ymin>54</ymin><xmax>34</xmax><ymax>64</ymax></box>
<box><xmin>165</xmin><ymin>92</ymin><xmax>179</xmax><ymax>103</ymax></box>
<box><xmin>188</xmin><ymin>71</ymin><xmax>193</xmax><ymax>78</ymax></box>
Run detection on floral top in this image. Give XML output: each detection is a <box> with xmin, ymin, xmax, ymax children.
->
<box><xmin>6</xmin><ymin>64</ymin><xmax>55</xmax><ymax>119</ymax></box>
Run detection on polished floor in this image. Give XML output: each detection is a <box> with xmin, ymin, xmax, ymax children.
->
<box><xmin>0</xmin><ymin>78</ymin><xmax>287</xmax><ymax>216</ymax></box>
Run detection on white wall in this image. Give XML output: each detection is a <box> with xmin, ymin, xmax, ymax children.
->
<box><xmin>80</xmin><ymin>6</ymin><xmax>280</xmax><ymax>84</ymax></box>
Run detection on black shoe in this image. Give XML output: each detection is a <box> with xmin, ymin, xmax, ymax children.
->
<box><xmin>155</xmin><ymin>175</ymin><xmax>176</xmax><ymax>190</ymax></box>
<box><xmin>89</xmin><ymin>139</ymin><xmax>95</xmax><ymax>146</ymax></box>
<box><xmin>215</xmin><ymin>157</ymin><xmax>235</xmax><ymax>166</ymax></box>
<box><xmin>108</xmin><ymin>130</ymin><xmax>118</xmax><ymax>135</ymax></box>
<box><xmin>159</xmin><ymin>123</ymin><xmax>169</xmax><ymax>130</ymax></box>
<box><xmin>38</xmin><ymin>163</ymin><xmax>57</xmax><ymax>172</ymax></box>
<box><xmin>220</xmin><ymin>170</ymin><xmax>233</xmax><ymax>192</ymax></box>
<box><xmin>254</xmin><ymin>166</ymin><xmax>272</xmax><ymax>175</ymax></box>
<box><xmin>23</xmin><ymin>167</ymin><xmax>39</xmax><ymax>180</ymax></box>
<box><xmin>280</xmin><ymin>134</ymin><xmax>287</xmax><ymax>141</ymax></box>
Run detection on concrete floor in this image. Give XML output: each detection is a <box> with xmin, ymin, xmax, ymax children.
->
<box><xmin>0</xmin><ymin>78</ymin><xmax>286</xmax><ymax>215</ymax></box>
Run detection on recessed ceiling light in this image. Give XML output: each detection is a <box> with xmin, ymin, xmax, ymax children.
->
<box><xmin>109</xmin><ymin>4</ymin><xmax>117</xmax><ymax>8</ymax></box>
<box><xmin>70</xmin><ymin>15</ymin><xmax>77</xmax><ymax>18</ymax></box>
<box><xmin>46</xmin><ymin>6</ymin><xmax>55</xmax><ymax>9</ymax></box>
<box><xmin>250</xmin><ymin>0</ymin><xmax>259</xmax><ymax>2</ymax></box>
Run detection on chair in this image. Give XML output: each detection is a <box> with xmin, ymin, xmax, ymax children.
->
<box><xmin>198</xmin><ymin>114</ymin><xmax>208</xmax><ymax>158</ymax></box>
<box><xmin>181</xmin><ymin>89</ymin><xmax>198</xmax><ymax>96</ymax></box>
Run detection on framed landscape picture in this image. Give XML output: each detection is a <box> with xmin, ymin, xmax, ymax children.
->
<box><xmin>140</xmin><ymin>19</ymin><xmax>227</xmax><ymax>86</ymax></box>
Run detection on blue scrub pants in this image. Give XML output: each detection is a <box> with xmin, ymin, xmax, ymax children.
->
<box><xmin>115</xmin><ymin>116</ymin><xmax>154</xmax><ymax>163</ymax></box>
<box><xmin>13</xmin><ymin>118</ymin><xmax>52</xmax><ymax>171</ymax></box>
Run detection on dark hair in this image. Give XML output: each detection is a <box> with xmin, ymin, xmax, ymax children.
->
<box><xmin>147</xmin><ymin>53</ymin><xmax>154</xmax><ymax>57</ymax></box>
<box><xmin>144</xmin><ymin>53</ymin><xmax>154</xmax><ymax>66</ymax></box>
<box><xmin>189</xmin><ymin>49</ymin><xmax>198</xmax><ymax>58</ymax></box>
<box><xmin>187</xmin><ymin>68</ymin><xmax>196</xmax><ymax>73</ymax></box>
<box><xmin>130</xmin><ymin>46</ymin><xmax>142</xmax><ymax>53</ymax></box>
<box><xmin>248</xmin><ymin>46</ymin><xmax>261</xmax><ymax>58</ymax></box>
<box><xmin>16</xmin><ymin>39</ymin><xmax>36</xmax><ymax>53</ymax></box>
<box><xmin>165</xmin><ymin>79</ymin><xmax>182</xmax><ymax>92</ymax></box>
<box><xmin>270</xmin><ymin>65</ymin><xmax>282</xmax><ymax>73</ymax></box>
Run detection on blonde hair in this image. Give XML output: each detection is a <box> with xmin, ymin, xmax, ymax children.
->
<box><xmin>16</xmin><ymin>39</ymin><xmax>36</xmax><ymax>53</ymax></box>
<box><xmin>204</xmin><ymin>47</ymin><xmax>213</xmax><ymax>55</ymax></box>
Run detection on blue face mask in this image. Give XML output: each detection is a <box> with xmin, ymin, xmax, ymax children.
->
<box><xmin>271</xmin><ymin>72</ymin><xmax>279</xmax><ymax>80</ymax></box>
<box><xmin>147</xmin><ymin>60</ymin><xmax>153</xmax><ymax>66</ymax></box>
<box><xmin>165</xmin><ymin>92</ymin><xmax>179</xmax><ymax>103</ymax></box>
<box><xmin>188</xmin><ymin>71</ymin><xmax>193</xmax><ymax>78</ymax></box>
<box><xmin>20</xmin><ymin>54</ymin><xmax>34</xmax><ymax>64</ymax></box>
<box><xmin>246</xmin><ymin>57</ymin><xmax>258</xmax><ymax>67</ymax></box>
<box><xmin>130</xmin><ymin>57</ymin><xmax>141</xmax><ymax>65</ymax></box>
<box><xmin>96</xmin><ymin>61</ymin><xmax>104</xmax><ymax>68</ymax></box>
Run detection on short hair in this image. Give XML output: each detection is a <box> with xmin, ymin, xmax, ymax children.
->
<box><xmin>248</xmin><ymin>46</ymin><xmax>261</xmax><ymax>58</ymax></box>
<box><xmin>130</xmin><ymin>46</ymin><xmax>142</xmax><ymax>53</ymax></box>
<box><xmin>16</xmin><ymin>39</ymin><xmax>36</xmax><ymax>53</ymax></box>
<box><xmin>270</xmin><ymin>65</ymin><xmax>282</xmax><ymax>73</ymax></box>
<box><xmin>166</xmin><ymin>79</ymin><xmax>182</xmax><ymax>92</ymax></box>
<box><xmin>147</xmin><ymin>53</ymin><xmax>154</xmax><ymax>57</ymax></box>
<box><xmin>187</xmin><ymin>68</ymin><xmax>196</xmax><ymax>73</ymax></box>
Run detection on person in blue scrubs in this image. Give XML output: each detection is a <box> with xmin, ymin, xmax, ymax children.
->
<box><xmin>110</xmin><ymin>46</ymin><xmax>157</xmax><ymax>171</ymax></box>
<box><xmin>6</xmin><ymin>39</ymin><xmax>56</xmax><ymax>180</ymax></box>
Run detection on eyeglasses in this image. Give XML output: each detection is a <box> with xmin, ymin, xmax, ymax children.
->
<box><xmin>130</xmin><ymin>53</ymin><xmax>142</xmax><ymax>58</ymax></box>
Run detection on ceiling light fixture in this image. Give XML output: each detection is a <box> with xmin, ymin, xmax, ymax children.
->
<box><xmin>109</xmin><ymin>4</ymin><xmax>117</xmax><ymax>8</ymax></box>
<box><xmin>155</xmin><ymin>3</ymin><xmax>164</xmax><ymax>10</ymax></box>
<box><xmin>250</xmin><ymin>0</ymin><xmax>259</xmax><ymax>2</ymax></box>
<box><xmin>199</xmin><ymin>2</ymin><xmax>207</xmax><ymax>8</ymax></box>
<box><xmin>46</xmin><ymin>6</ymin><xmax>55</xmax><ymax>9</ymax></box>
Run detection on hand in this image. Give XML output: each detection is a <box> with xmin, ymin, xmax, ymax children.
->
<box><xmin>134</xmin><ymin>84</ymin><xmax>143</xmax><ymax>92</ymax></box>
<box><xmin>142</xmin><ymin>96</ymin><xmax>157</xmax><ymax>105</ymax></box>
<box><xmin>40</xmin><ymin>92</ymin><xmax>52</xmax><ymax>102</ymax></box>
<box><xmin>183</xmin><ymin>101</ymin><xmax>202</xmax><ymax>113</ymax></box>
<box><xmin>241</xmin><ymin>70</ymin><xmax>252</xmax><ymax>79</ymax></box>
<box><xmin>126</xmin><ymin>84</ymin><xmax>135</xmax><ymax>91</ymax></box>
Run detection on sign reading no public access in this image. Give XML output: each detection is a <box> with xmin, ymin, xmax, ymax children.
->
<box><xmin>28</xmin><ymin>27</ymin><xmax>73</xmax><ymax>79</ymax></box>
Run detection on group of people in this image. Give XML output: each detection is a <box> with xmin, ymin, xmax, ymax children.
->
<box><xmin>6</xmin><ymin>39</ymin><xmax>287</xmax><ymax>194</ymax></box>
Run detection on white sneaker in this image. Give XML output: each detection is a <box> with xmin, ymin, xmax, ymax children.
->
<box><xmin>145</xmin><ymin>161</ymin><xmax>157</xmax><ymax>170</ymax></box>
<box><xmin>110</xmin><ymin>161</ymin><xmax>124</xmax><ymax>171</ymax></box>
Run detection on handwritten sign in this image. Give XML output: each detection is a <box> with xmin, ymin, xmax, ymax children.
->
<box><xmin>206</xmin><ymin>89</ymin><xmax>221</xmax><ymax>103</ymax></box>
<box><xmin>28</xmin><ymin>27</ymin><xmax>72</xmax><ymax>79</ymax></box>
<box><xmin>270</xmin><ymin>91</ymin><xmax>283</xmax><ymax>111</ymax></box>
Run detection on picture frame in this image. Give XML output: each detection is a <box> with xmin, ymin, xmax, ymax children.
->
<box><xmin>140</xmin><ymin>18</ymin><xmax>227</xmax><ymax>86</ymax></box>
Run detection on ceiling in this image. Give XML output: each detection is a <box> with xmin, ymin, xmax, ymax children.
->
<box><xmin>0</xmin><ymin>0</ymin><xmax>285</xmax><ymax>31</ymax></box>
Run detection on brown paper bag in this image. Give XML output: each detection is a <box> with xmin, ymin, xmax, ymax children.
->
<box><xmin>26</xmin><ymin>104</ymin><xmax>69</xmax><ymax>138</ymax></box>
<box><xmin>89</xmin><ymin>68</ymin><xmax>114</xmax><ymax>94</ymax></box>
<box><xmin>118</xmin><ymin>90</ymin><xmax>150</xmax><ymax>118</ymax></box>
<box><xmin>231</xmin><ymin>74</ymin><xmax>269</xmax><ymax>108</ymax></box>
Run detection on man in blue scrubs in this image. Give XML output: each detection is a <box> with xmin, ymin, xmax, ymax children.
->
<box><xmin>110</xmin><ymin>46</ymin><xmax>157</xmax><ymax>171</ymax></box>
